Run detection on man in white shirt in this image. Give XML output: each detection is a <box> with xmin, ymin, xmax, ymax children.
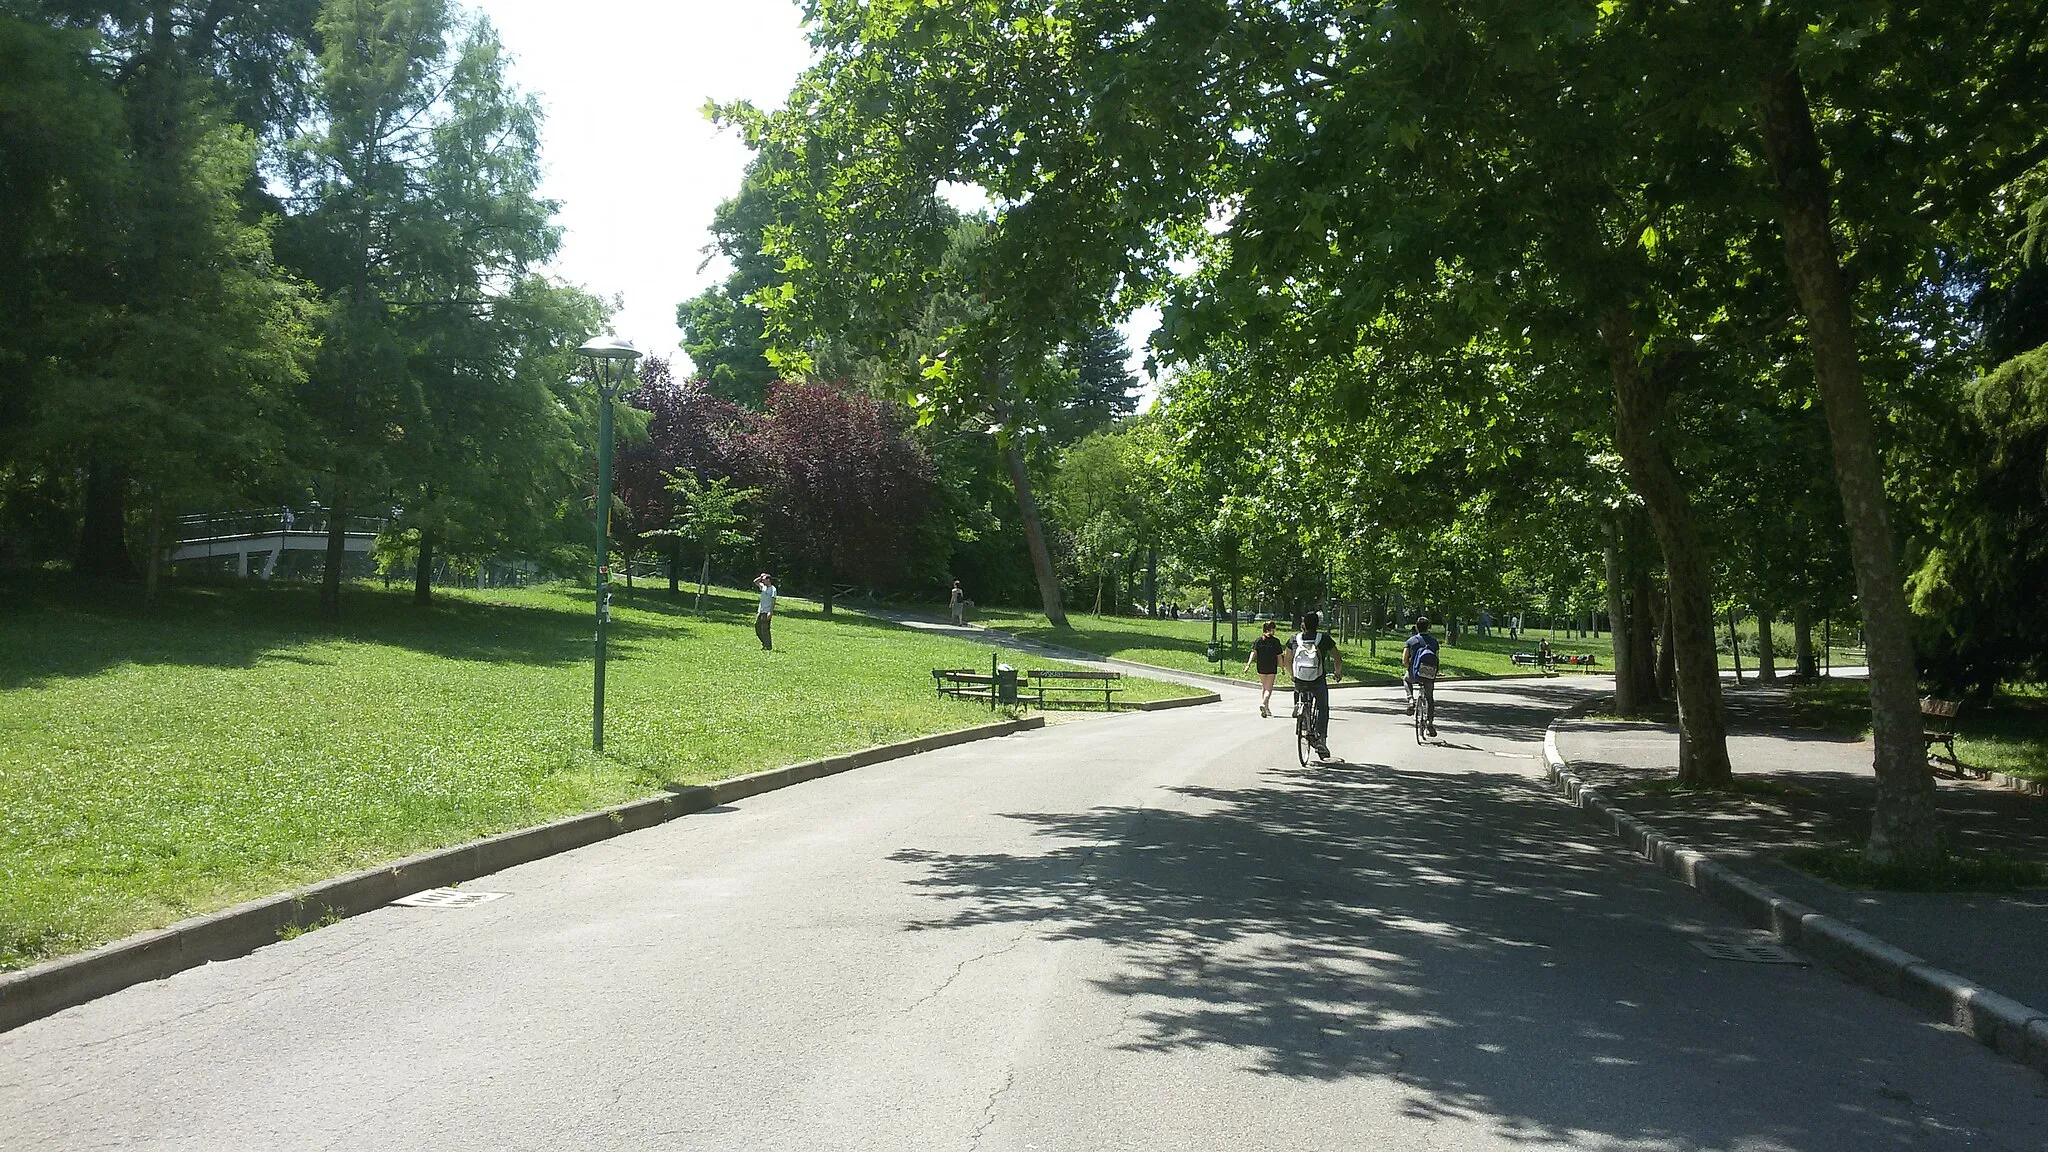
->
<box><xmin>754</xmin><ymin>573</ymin><xmax>777</xmax><ymax>650</ymax></box>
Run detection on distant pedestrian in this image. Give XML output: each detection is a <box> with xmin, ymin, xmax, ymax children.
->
<box><xmin>1245</xmin><ymin>621</ymin><xmax>1285</xmax><ymax>718</ymax></box>
<box><xmin>754</xmin><ymin>572</ymin><xmax>777</xmax><ymax>650</ymax></box>
<box><xmin>949</xmin><ymin>579</ymin><xmax>967</xmax><ymax>625</ymax></box>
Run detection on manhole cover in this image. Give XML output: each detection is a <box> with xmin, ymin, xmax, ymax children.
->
<box><xmin>391</xmin><ymin>888</ymin><xmax>506</xmax><ymax>909</ymax></box>
<box><xmin>1690</xmin><ymin>939</ymin><xmax>1807</xmax><ymax>965</ymax></box>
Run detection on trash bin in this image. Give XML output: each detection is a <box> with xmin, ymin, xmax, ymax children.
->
<box><xmin>1205</xmin><ymin>643</ymin><xmax>1219</xmax><ymax>664</ymax></box>
<box><xmin>995</xmin><ymin>663</ymin><xmax>1019</xmax><ymax>706</ymax></box>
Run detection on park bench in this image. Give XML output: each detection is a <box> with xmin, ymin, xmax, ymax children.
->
<box><xmin>932</xmin><ymin>668</ymin><xmax>996</xmax><ymax>703</ymax></box>
<box><xmin>1510</xmin><ymin>652</ymin><xmax>1598</xmax><ymax>669</ymax></box>
<box><xmin>1028</xmin><ymin>669</ymin><xmax>1125</xmax><ymax>710</ymax></box>
<box><xmin>1921</xmin><ymin>696</ymin><xmax>1968</xmax><ymax>773</ymax></box>
<box><xmin>932</xmin><ymin>668</ymin><xmax>1043</xmax><ymax>708</ymax></box>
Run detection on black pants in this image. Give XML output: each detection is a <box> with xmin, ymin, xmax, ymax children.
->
<box><xmin>1292</xmin><ymin>678</ymin><xmax>1330</xmax><ymax>739</ymax></box>
<box><xmin>756</xmin><ymin>612</ymin><xmax>773</xmax><ymax>650</ymax></box>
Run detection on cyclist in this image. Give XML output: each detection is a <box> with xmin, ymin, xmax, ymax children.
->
<box><xmin>1404</xmin><ymin>616</ymin><xmax>1441</xmax><ymax>738</ymax></box>
<box><xmin>1244</xmin><ymin>620</ymin><xmax>1285</xmax><ymax>718</ymax></box>
<box><xmin>1286</xmin><ymin>611</ymin><xmax>1342</xmax><ymax>757</ymax></box>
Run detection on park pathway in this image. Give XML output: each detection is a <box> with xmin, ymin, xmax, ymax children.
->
<box><xmin>3</xmin><ymin>679</ymin><xmax>2044</xmax><ymax>1150</ymax></box>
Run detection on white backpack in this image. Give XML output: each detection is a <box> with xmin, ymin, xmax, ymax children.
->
<box><xmin>1290</xmin><ymin>633</ymin><xmax>1324</xmax><ymax>680</ymax></box>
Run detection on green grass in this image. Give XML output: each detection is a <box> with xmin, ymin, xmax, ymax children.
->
<box><xmin>965</xmin><ymin>608</ymin><xmax>1614</xmax><ymax>684</ymax></box>
<box><xmin>1790</xmin><ymin>679</ymin><xmax>2048</xmax><ymax>780</ymax></box>
<box><xmin>1782</xmin><ymin>846</ymin><xmax>2046</xmax><ymax>892</ymax></box>
<box><xmin>0</xmin><ymin>576</ymin><xmax>1195</xmax><ymax>971</ymax></box>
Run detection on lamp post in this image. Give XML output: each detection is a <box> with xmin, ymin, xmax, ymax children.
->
<box><xmin>578</xmin><ymin>335</ymin><xmax>641</xmax><ymax>752</ymax></box>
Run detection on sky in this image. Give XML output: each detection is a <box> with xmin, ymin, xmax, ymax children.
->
<box><xmin>468</xmin><ymin>0</ymin><xmax>1158</xmax><ymax>398</ymax></box>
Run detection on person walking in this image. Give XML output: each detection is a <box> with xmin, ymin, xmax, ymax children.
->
<box><xmin>754</xmin><ymin>573</ymin><xmax>777</xmax><ymax>650</ymax></box>
<box><xmin>949</xmin><ymin>579</ymin><xmax>967</xmax><ymax>625</ymax></box>
<box><xmin>1244</xmin><ymin>621</ymin><xmax>1285</xmax><ymax>718</ymax></box>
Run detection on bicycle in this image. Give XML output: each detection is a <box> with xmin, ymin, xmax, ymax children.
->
<box><xmin>1412</xmin><ymin>677</ymin><xmax>1437</xmax><ymax>744</ymax></box>
<box><xmin>1296</xmin><ymin>686</ymin><xmax>1322</xmax><ymax>765</ymax></box>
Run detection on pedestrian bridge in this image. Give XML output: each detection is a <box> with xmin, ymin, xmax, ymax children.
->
<box><xmin>171</xmin><ymin>509</ymin><xmax>386</xmax><ymax>578</ymax></box>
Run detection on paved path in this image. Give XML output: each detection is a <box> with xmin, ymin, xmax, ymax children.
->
<box><xmin>5</xmin><ymin>679</ymin><xmax>2046</xmax><ymax>1150</ymax></box>
<box><xmin>1555</xmin><ymin>681</ymin><xmax>2048</xmax><ymax>1012</ymax></box>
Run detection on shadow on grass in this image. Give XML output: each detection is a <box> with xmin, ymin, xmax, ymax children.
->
<box><xmin>0</xmin><ymin>573</ymin><xmax>701</xmax><ymax>691</ymax></box>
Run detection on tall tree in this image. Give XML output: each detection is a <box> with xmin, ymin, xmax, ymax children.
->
<box><xmin>284</xmin><ymin>0</ymin><xmax>566</xmax><ymax>615</ymax></box>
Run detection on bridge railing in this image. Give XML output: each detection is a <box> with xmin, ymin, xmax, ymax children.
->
<box><xmin>177</xmin><ymin>509</ymin><xmax>389</xmax><ymax>543</ymax></box>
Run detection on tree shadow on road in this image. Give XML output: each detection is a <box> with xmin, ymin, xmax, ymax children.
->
<box><xmin>886</xmin><ymin>745</ymin><xmax>2036</xmax><ymax>1148</ymax></box>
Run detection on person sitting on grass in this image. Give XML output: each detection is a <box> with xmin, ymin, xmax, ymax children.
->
<box><xmin>1245</xmin><ymin>620</ymin><xmax>1285</xmax><ymax>718</ymax></box>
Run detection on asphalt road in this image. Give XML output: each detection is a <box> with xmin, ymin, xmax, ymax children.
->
<box><xmin>4</xmin><ymin>678</ymin><xmax>2045</xmax><ymax>1150</ymax></box>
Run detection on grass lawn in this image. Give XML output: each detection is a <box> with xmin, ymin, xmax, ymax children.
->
<box><xmin>965</xmin><ymin>608</ymin><xmax>1615</xmax><ymax>685</ymax></box>
<box><xmin>1790</xmin><ymin>679</ymin><xmax>2048</xmax><ymax>781</ymax></box>
<box><xmin>0</xmin><ymin>576</ymin><xmax>1194</xmax><ymax>971</ymax></box>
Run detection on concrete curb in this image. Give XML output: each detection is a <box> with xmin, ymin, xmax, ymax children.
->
<box><xmin>0</xmin><ymin>715</ymin><xmax>1046</xmax><ymax>1035</ymax></box>
<box><xmin>1986</xmin><ymin>770</ymin><xmax>2047</xmax><ymax>797</ymax></box>
<box><xmin>1539</xmin><ymin>705</ymin><xmax>2048</xmax><ymax>1075</ymax></box>
<box><xmin>1134</xmin><ymin>691</ymin><xmax>1223</xmax><ymax>711</ymax></box>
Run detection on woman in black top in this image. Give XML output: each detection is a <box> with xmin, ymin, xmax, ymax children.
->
<box><xmin>1245</xmin><ymin>621</ymin><xmax>1285</xmax><ymax>717</ymax></box>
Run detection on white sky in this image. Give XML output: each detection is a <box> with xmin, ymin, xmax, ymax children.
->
<box><xmin>469</xmin><ymin>0</ymin><xmax>1158</xmax><ymax>398</ymax></box>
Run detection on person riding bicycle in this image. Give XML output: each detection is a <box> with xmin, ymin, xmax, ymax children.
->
<box><xmin>1404</xmin><ymin>616</ymin><xmax>1441</xmax><ymax>738</ymax></box>
<box><xmin>1286</xmin><ymin>611</ymin><xmax>1342</xmax><ymax>758</ymax></box>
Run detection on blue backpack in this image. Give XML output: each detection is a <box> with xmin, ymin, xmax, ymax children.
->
<box><xmin>1413</xmin><ymin>637</ymin><xmax>1440</xmax><ymax>680</ymax></box>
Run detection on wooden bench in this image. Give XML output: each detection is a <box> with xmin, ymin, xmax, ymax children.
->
<box><xmin>1921</xmin><ymin>696</ymin><xmax>1968</xmax><ymax>773</ymax></box>
<box><xmin>1028</xmin><ymin>669</ymin><xmax>1125</xmax><ymax>710</ymax></box>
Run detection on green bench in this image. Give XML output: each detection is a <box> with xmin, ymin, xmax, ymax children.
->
<box><xmin>1028</xmin><ymin>669</ymin><xmax>1125</xmax><ymax>710</ymax></box>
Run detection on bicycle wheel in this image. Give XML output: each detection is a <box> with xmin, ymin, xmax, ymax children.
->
<box><xmin>1297</xmin><ymin>701</ymin><xmax>1314</xmax><ymax>766</ymax></box>
<box><xmin>1414</xmin><ymin>685</ymin><xmax>1427</xmax><ymax>743</ymax></box>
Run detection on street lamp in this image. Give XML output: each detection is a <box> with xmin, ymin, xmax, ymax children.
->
<box><xmin>579</xmin><ymin>335</ymin><xmax>641</xmax><ymax>752</ymax></box>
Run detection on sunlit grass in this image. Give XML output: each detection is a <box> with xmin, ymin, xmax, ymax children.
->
<box><xmin>0</xmin><ymin>576</ymin><xmax>1194</xmax><ymax>970</ymax></box>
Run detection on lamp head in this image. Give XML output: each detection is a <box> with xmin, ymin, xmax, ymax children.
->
<box><xmin>576</xmin><ymin>336</ymin><xmax>641</xmax><ymax>363</ymax></box>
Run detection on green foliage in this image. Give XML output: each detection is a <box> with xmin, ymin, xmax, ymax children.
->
<box><xmin>656</xmin><ymin>470</ymin><xmax>757</xmax><ymax>611</ymax></box>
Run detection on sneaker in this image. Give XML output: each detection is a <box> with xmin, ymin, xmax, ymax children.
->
<box><xmin>1259</xmin><ymin>704</ymin><xmax>1270</xmax><ymax>718</ymax></box>
<box><xmin>1404</xmin><ymin>701</ymin><xmax>1416</xmax><ymax>715</ymax></box>
<box><xmin>1315</xmin><ymin>742</ymin><xmax>1331</xmax><ymax>758</ymax></box>
<box><xmin>1426</xmin><ymin>726</ymin><xmax>1438</xmax><ymax>738</ymax></box>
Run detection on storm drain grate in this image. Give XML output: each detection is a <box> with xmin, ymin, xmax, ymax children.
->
<box><xmin>391</xmin><ymin>888</ymin><xmax>506</xmax><ymax>909</ymax></box>
<box><xmin>1690</xmin><ymin>939</ymin><xmax>1807</xmax><ymax>965</ymax></box>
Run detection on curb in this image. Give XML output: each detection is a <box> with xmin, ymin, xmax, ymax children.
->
<box><xmin>0</xmin><ymin>715</ymin><xmax>1046</xmax><ymax>1035</ymax></box>
<box><xmin>1539</xmin><ymin>705</ymin><xmax>2048</xmax><ymax>1075</ymax></box>
<box><xmin>1134</xmin><ymin>691</ymin><xmax>1223</xmax><ymax>711</ymax></box>
<box><xmin>1987</xmin><ymin>770</ymin><xmax>2047</xmax><ymax>797</ymax></box>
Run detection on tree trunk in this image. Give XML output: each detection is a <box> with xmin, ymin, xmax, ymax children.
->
<box><xmin>697</xmin><ymin>547</ymin><xmax>711</xmax><ymax>615</ymax></box>
<box><xmin>144</xmin><ymin>492</ymin><xmax>164</xmax><ymax>603</ymax></box>
<box><xmin>1794</xmin><ymin>601</ymin><xmax>1818</xmax><ymax>677</ymax></box>
<box><xmin>1001</xmin><ymin>439</ymin><xmax>1067</xmax><ymax>628</ymax></box>
<box><xmin>1757</xmin><ymin>58</ymin><xmax>1940</xmax><ymax>864</ymax></box>
<box><xmin>320</xmin><ymin>494</ymin><xmax>346</xmax><ymax>620</ymax></box>
<box><xmin>414</xmin><ymin>531</ymin><xmax>435</xmax><ymax>606</ymax></box>
<box><xmin>76</xmin><ymin>461</ymin><xmax>139</xmax><ymax>580</ymax></box>
<box><xmin>1147</xmin><ymin>545</ymin><xmax>1159</xmax><ymax>618</ymax></box>
<box><xmin>1628</xmin><ymin>546</ymin><xmax>1658</xmax><ymax>708</ymax></box>
<box><xmin>1598</xmin><ymin>304</ymin><xmax>1734</xmax><ymax>786</ymax></box>
<box><xmin>1754</xmin><ymin>599</ymin><xmax>1778</xmax><ymax>682</ymax></box>
<box><xmin>668</xmin><ymin>541</ymin><xmax>681</xmax><ymax>598</ymax></box>
<box><xmin>1656</xmin><ymin>588</ymin><xmax>1677</xmax><ymax>703</ymax></box>
<box><xmin>1605</xmin><ymin>528</ymin><xmax>1641</xmax><ymax>715</ymax></box>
